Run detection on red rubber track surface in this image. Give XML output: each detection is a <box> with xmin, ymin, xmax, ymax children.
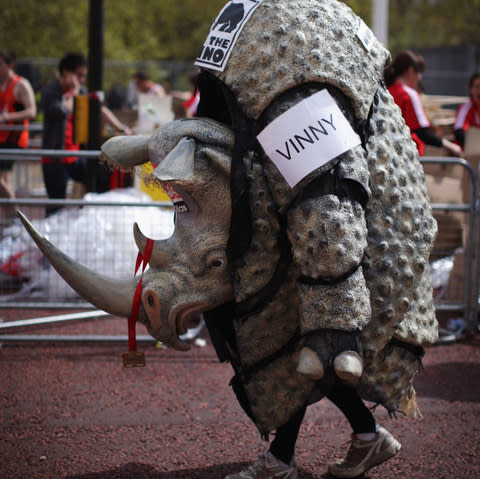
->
<box><xmin>1</xmin><ymin>310</ymin><xmax>479</xmax><ymax>479</ymax></box>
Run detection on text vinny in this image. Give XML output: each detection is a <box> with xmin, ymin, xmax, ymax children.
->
<box><xmin>275</xmin><ymin>114</ymin><xmax>336</xmax><ymax>160</ymax></box>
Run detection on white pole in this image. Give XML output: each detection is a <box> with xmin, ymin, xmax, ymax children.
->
<box><xmin>372</xmin><ymin>0</ymin><xmax>389</xmax><ymax>47</ymax></box>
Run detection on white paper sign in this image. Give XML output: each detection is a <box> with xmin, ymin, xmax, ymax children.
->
<box><xmin>257</xmin><ymin>90</ymin><xmax>361</xmax><ymax>187</ymax></box>
<box><xmin>195</xmin><ymin>0</ymin><xmax>263</xmax><ymax>72</ymax></box>
<box><xmin>356</xmin><ymin>19</ymin><xmax>375</xmax><ymax>52</ymax></box>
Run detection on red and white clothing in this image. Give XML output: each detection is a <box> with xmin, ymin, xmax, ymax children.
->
<box><xmin>0</xmin><ymin>73</ymin><xmax>29</xmax><ymax>148</ymax></box>
<box><xmin>388</xmin><ymin>81</ymin><xmax>430</xmax><ymax>155</ymax></box>
<box><xmin>182</xmin><ymin>90</ymin><xmax>200</xmax><ymax>117</ymax></box>
<box><xmin>454</xmin><ymin>100</ymin><xmax>480</xmax><ymax>147</ymax></box>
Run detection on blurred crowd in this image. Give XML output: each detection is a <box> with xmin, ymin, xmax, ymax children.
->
<box><xmin>1</xmin><ymin>47</ymin><xmax>479</xmax><ymax>223</ymax></box>
<box><xmin>0</xmin><ymin>50</ymin><xmax>200</xmax><ymax>222</ymax></box>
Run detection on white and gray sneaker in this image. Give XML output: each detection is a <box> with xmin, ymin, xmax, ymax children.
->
<box><xmin>225</xmin><ymin>451</ymin><xmax>299</xmax><ymax>479</ymax></box>
<box><xmin>328</xmin><ymin>426</ymin><xmax>401</xmax><ymax>478</ymax></box>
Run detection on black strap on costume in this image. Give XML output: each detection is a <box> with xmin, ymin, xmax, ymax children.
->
<box><xmin>198</xmin><ymin>71</ymin><xmax>293</xmax><ymax>322</ymax></box>
<box><xmin>299</xmin><ymin>262</ymin><xmax>362</xmax><ymax>286</ymax></box>
<box><xmin>203</xmin><ymin>302</ymin><xmax>239</xmax><ymax>364</ymax></box>
<box><xmin>197</xmin><ymin>71</ymin><xmax>256</xmax><ymax>263</ymax></box>
<box><xmin>234</xmin><ymin>216</ymin><xmax>292</xmax><ymax>320</ymax></box>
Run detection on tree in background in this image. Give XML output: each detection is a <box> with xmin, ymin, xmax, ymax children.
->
<box><xmin>0</xmin><ymin>0</ymin><xmax>225</xmax><ymax>61</ymax></box>
<box><xmin>1</xmin><ymin>0</ymin><xmax>478</xmax><ymax>90</ymax></box>
<box><xmin>387</xmin><ymin>0</ymin><xmax>480</xmax><ymax>54</ymax></box>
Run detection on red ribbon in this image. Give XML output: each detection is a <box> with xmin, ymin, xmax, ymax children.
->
<box><xmin>128</xmin><ymin>238</ymin><xmax>154</xmax><ymax>351</ymax></box>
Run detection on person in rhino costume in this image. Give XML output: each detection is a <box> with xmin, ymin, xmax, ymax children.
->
<box><xmin>193</xmin><ymin>0</ymin><xmax>438</xmax><ymax>478</ymax></box>
<box><xmin>17</xmin><ymin>1</ymin><xmax>438</xmax><ymax>478</ymax></box>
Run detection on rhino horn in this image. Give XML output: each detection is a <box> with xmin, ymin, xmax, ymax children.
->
<box><xmin>100</xmin><ymin>134</ymin><xmax>150</xmax><ymax>168</ymax></box>
<box><xmin>152</xmin><ymin>137</ymin><xmax>195</xmax><ymax>181</ymax></box>
<box><xmin>133</xmin><ymin>222</ymin><xmax>171</xmax><ymax>270</ymax></box>
<box><xmin>17</xmin><ymin>211</ymin><xmax>137</xmax><ymax>318</ymax></box>
<box><xmin>133</xmin><ymin>222</ymin><xmax>148</xmax><ymax>256</ymax></box>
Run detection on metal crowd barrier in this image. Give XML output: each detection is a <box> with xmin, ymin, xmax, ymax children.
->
<box><xmin>0</xmin><ymin>150</ymin><xmax>478</xmax><ymax>343</ymax></box>
<box><xmin>0</xmin><ymin>147</ymin><xmax>102</xmax><ymax>199</ymax></box>
<box><xmin>420</xmin><ymin>157</ymin><xmax>477</xmax><ymax>341</ymax></box>
<box><xmin>0</xmin><ymin>147</ymin><xmax>176</xmax><ymax>344</ymax></box>
<box><xmin>0</xmin><ymin>196</ymin><xmax>173</xmax><ymax>308</ymax></box>
<box><xmin>0</xmin><ymin>145</ymin><xmax>172</xmax><ymax>295</ymax></box>
<box><xmin>472</xmin><ymin>165</ymin><xmax>480</xmax><ymax>326</ymax></box>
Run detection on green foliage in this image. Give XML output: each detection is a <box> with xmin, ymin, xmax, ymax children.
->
<box><xmin>1</xmin><ymin>0</ymin><xmax>478</xmax><ymax>62</ymax></box>
<box><xmin>343</xmin><ymin>0</ymin><xmax>372</xmax><ymax>20</ymax></box>
<box><xmin>388</xmin><ymin>0</ymin><xmax>480</xmax><ymax>54</ymax></box>
<box><xmin>1</xmin><ymin>0</ymin><xmax>224</xmax><ymax>61</ymax></box>
<box><xmin>1</xmin><ymin>1</ymin><xmax>88</xmax><ymax>58</ymax></box>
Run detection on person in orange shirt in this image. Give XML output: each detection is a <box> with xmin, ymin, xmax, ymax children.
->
<box><xmin>0</xmin><ymin>49</ymin><xmax>36</xmax><ymax>219</ymax></box>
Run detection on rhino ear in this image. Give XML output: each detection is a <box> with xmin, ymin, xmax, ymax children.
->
<box><xmin>152</xmin><ymin>137</ymin><xmax>195</xmax><ymax>181</ymax></box>
<box><xmin>100</xmin><ymin>135</ymin><xmax>150</xmax><ymax>168</ymax></box>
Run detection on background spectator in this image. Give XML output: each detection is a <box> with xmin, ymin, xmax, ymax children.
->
<box><xmin>454</xmin><ymin>71</ymin><xmax>480</xmax><ymax>148</ymax></box>
<box><xmin>73</xmin><ymin>58</ymin><xmax>132</xmax><ymax>136</ymax></box>
<box><xmin>0</xmin><ymin>49</ymin><xmax>36</xmax><ymax>220</ymax></box>
<box><xmin>40</xmin><ymin>53</ymin><xmax>87</xmax><ymax>215</ymax></box>
<box><xmin>126</xmin><ymin>71</ymin><xmax>165</xmax><ymax>109</ymax></box>
<box><xmin>384</xmin><ymin>50</ymin><xmax>462</xmax><ymax>157</ymax></box>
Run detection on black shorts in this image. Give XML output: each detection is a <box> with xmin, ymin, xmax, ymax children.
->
<box><xmin>0</xmin><ymin>142</ymin><xmax>21</xmax><ymax>172</ymax></box>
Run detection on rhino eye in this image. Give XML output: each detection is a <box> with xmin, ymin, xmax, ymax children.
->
<box><xmin>210</xmin><ymin>258</ymin><xmax>224</xmax><ymax>269</ymax></box>
<box><xmin>205</xmin><ymin>249</ymin><xmax>227</xmax><ymax>272</ymax></box>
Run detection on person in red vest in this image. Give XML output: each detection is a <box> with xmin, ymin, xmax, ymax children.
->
<box><xmin>40</xmin><ymin>53</ymin><xmax>88</xmax><ymax>215</ymax></box>
<box><xmin>384</xmin><ymin>50</ymin><xmax>462</xmax><ymax>157</ymax></box>
<box><xmin>454</xmin><ymin>71</ymin><xmax>480</xmax><ymax>148</ymax></box>
<box><xmin>0</xmin><ymin>49</ymin><xmax>36</xmax><ymax>219</ymax></box>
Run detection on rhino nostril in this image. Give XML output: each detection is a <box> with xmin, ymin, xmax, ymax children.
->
<box><xmin>146</xmin><ymin>292</ymin><xmax>155</xmax><ymax>308</ymax></box>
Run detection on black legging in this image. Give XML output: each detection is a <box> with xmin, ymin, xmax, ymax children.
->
<box><xmin>269</xmin><ymin>382</ymin><xmax>376</xmax><ymax>464</ymax></box>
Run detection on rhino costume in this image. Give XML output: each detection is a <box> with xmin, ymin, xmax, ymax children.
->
<box><xmin>18</xmin><ymin>0</ymin><xmax>438</xmax><ymax>476</ymax></box>
<box><xmin>193</xmin><ymin>0</ymin><xmax>437</xmax><ymax>436</ymax></box>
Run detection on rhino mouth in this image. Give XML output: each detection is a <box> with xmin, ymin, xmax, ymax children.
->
<box><xmin>142</xmin><ymin>286</ymin><xmax>208</xmax><ymax>350</ymax></box>
<box><xmin>174</xmin><ymin>303</ymin><xmax>208</xmax><ymax>336</ymax></box>
<box><xmin>167</xmin><ymin>302</ymin><xmax>209</xmax><ymax>350</ymax></box>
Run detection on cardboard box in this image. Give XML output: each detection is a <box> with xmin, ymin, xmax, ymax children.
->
<box><xmin>425</xmin><ymin>174</ymin><xmax>463</xmax><ymax>204</ymax></box>
<box><xmin>422</xmin><ymin>152</ymin><xmax>465</xmax><ymax>180</ymax></box>
<box><xmin>464</xmin><ymin>126</ymin><xmax>480</xmax><ymax>157</ymax></box>
<box><xmin>463</xmin><ymin>127</ymin><xmax>480</xmax><ymax>201</ymax></box>
<box><xmin>430</xmin><ymin>212</ymin><xmax>463</xmax><ymax>261</ymax></box>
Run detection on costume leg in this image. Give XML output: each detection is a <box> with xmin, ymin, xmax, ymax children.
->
<box><xmin>327</xmin><ymin>382</ymin><xmax>376</xmax><ymax>434</ymax></box>
<box><xmin>269</xmin><ymin>406</ymin><xmax>306</xmax><ymax>464</ymax></box>
<box><xmin>327</xmin><ymin>382</ymin><xmax>402</xmax><ymax>478</ymax></box>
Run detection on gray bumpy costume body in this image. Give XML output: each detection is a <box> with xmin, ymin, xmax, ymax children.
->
<box><xmin>199</xmin><ymin>0</ymin><xmax>438</xmax><ymax>436</ymax></box>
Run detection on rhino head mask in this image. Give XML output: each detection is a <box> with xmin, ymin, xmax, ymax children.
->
<box><xmin>19</xmin><ymin>118</ymin><xmax>235</xmax><ymax>351</ymax></box>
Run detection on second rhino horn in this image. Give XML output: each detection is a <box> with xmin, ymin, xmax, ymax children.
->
<box><xmin>152</xmin><ymin>137</ymin><xmax>195</xmax><ymax>181</ymax></box>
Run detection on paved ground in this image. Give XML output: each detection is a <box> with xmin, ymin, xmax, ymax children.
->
<box><xmin>1</xmin><ymin>309</ymin><xmax>479</xmax><ymax>479</ymax></box>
